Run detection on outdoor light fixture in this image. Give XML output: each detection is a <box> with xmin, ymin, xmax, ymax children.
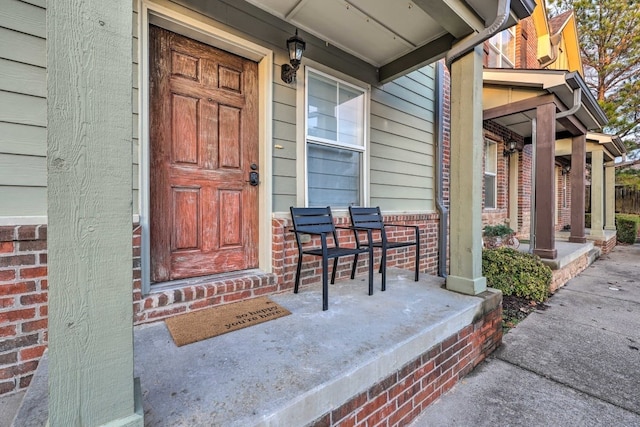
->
<box><xmin>281</xmin><ymin>29</ymin><xmax>306</xmax><ymax>84</ymax></box>
<box><xmin>503</xmin><ymin>139</ymin><xmax>518</xmax><ymax>156</ymax></box>
<box><xmin>562</xmin><ymin>164</ymin><xmax>571</xmax><ymax>175</ymax></box>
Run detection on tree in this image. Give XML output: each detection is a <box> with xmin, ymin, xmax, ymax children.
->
<box><xmin>548</xmin><ymin>0</ymin><xmax>640</xmax><ymax>154</ymax></box>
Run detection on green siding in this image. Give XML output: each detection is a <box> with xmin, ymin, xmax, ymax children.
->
<box><xmin>270</xmin><ymin>64</ymin><xmax>437</xmax><ymax>213</ymax></box>
<box><xmin>0</xmin><ymin>0</ymin><xmax>141</xmax><ymax>219</ymax></box>
<box><xmin>370</xmin><ymin>66</ymin><xmax>436</xmax><ymax>211</ymax></box>
<box><xmin>271</xmin><ymin>57</ymin><xmax>298</xmax><ymax>212</ymax></box>
<box><xmin>0</xmin><ymin>0</ymin><xmax>47</xmax><ymax>217</ymax></box>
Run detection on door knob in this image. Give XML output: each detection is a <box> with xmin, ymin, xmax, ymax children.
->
<box><xmin>249</xmin><ymin>171</ymin><xmax>259</xmax><ymax>186</ymax></box>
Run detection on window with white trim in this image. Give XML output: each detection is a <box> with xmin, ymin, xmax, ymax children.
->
<box><xmin>487</xmin><ymin>28</ymin><xmax>515</xmax><ymax>68</ymax></box>
<box><xmin>305</xmin><ymin>68</ymin><xmax>367</xmax><ymax>207</ymax></box>
<box><xmin>484</xmin><ymin>140</ymin><xmax>498</xmax><ymax>209</ymax></box>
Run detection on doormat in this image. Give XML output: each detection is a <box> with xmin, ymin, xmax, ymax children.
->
<box><xmin>165</xmin><ymin>296</ymin><xmax>291</xmax><ymax>347</ymax></box>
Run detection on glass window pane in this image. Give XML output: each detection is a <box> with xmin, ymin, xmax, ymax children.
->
<box><xmin>485</xmin><ymin>142</ymin><xmax>497</xmax><ymax>174</ymax></box>
<box><xmin>338</xmin><ymin>86</ymin><xmax>364</xmax><ymax>146</ymax></box>
<box><xmin>308</xmin><ymin>73</ymin><xmax>337</xmax><ymax>140</ymax></box>
<box><xmin>485</xmin><ymin>175</ymin><xmax>496</xmax><ymax>209</ymax></box>
<box><xmin>307</xmin><ymin>143</ymin><xmax>360</xmax><ymax>207</ymax></box>
<box><xmin>502</xmin><ymin>29</ymin><xmax>515</xmax><ymax>67</ymax></box>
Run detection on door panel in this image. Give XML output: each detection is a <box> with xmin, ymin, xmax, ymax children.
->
<box><xmin>149</xmin><ymin>25</ymin><xmax>259</xmax><ymax>282</ymax></box>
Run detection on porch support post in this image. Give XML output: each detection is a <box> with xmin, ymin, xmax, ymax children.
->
<box><xmin>47</xmin><ymin>1</ymin><xmax>143</xmax><ymax>426</ymax></box>
<box><xmin>446</xmin><ymin>46</ymin><xmax>486</xmax><ymax>295</ymax></box>
<box><xmin>569</xmin><ymin>134</ymin><xmax>587</xmax><ymax>243</ymax></box>
<box><xmin>533</xmin><ymin>103</ymin><xmax>557</xmax><ymax>259</ymax></box>
<box><xmin>508</xmin><ymin>152</ymin><xmax>519</xmax><ymax>233</ymax></box>
<box><xmin>605</xmin><ymin>164</ymin><xmax>616</xmax><ymax>231</ymax></box>
<box><xmin>590</xmin><ymin>148</ymin><xmax>605</xmax><ymax>238</ymax></box>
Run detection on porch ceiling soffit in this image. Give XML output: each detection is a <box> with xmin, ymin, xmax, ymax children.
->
<box><xmin>553</xmin><ymin>134</ymin><xmax>622</xmax><ymax>163</ymax></box>
<box><xmin>216</xmin><ymin>0</ymin><xmax>536</xmax><ymax>84</ymax></box>
<box><xmin>482</xmin><ymin>69</ymin><xmax>607</xmax><ymax>138</ymax></box>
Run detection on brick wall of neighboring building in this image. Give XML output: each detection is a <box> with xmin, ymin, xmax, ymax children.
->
<box><xmin>482</xmin><ymin>123</ymin><xmax>527</xmax><ymax>231</ymax></box>
<box><xmin>0</xmin><ymin>225</ymin><xmax>48</xmax><ymax>395</ymax></box>
<box><xmin>515</xmin><ymin>18</ymin><xmax>540</xmax><ymax>69</ymax></box>
<box><xmin>309</xmin><ymin>299</ymin><xmax>503</xmax><ymax>427</ymax></box>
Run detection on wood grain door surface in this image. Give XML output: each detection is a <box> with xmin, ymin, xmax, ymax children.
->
<box><xmin>149</xmin><ymin>26</ymin><xmax>259</xmax><ymax>282</ymax></box>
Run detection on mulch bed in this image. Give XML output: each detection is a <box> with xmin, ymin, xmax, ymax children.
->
<box><xmin>502</xmin><ymin>294</ymin><xmax>549</xmax><ymax>331</ymax></box>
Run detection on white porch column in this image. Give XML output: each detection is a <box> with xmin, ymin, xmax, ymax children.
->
<box><xmin>446</xmin><ymin>46</ymin><xmax>487</xmax><ymax>295</ymax></box>
<box><xmin>590</xmin><ymin>148</ymin><xmax>605</xmax><ymax>238</ymax></box>
<box><xmin>509</xmin><ymin>152</ymin><xmax>519</xmax><ymax>233</ymax></box>
<box><xmin>47</xmin><ymin>1</ymin><xmax>142</xmax><ymax>426</ymax></box>
<box><xmin>605</xmin><ymin>164</ymin><xmax>616</xmax><ymax>230</ymax></box>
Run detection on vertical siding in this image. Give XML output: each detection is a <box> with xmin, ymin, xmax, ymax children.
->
<box><xmin>0</xmin><ymin>0</ymin><xmax>47</xmax><ymax>217</ymax></box>
<box><xmin>370</xmin><ymin>66</ymin><xmax>436</xmax><ymax>211</ymax></box>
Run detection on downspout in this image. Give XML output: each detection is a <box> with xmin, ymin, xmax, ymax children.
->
<box><xmin>556</xmin><ymin>88</ymin><xmax>581</xmax><ymax>118</ymax></box>
<box><xmin>445</xmin><ymin>0</ymin><xmax>512</xmax><ymax>67</ymax></box>
<box><xmin>434</xmin><ymin>61</ymin><xmax>448</xmax><ymax>277</ymax></box>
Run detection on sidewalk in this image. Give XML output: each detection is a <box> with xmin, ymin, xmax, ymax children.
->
<box><xmin>410</xmin><ymin>243</ymin><xmax>640</xmax><ymax>426</ymax></box>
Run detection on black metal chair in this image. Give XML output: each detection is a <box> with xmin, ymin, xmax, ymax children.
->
<box><xmin>348</xmin><ymin>206</ymin><xmax>420</xmax><ymax>291</ymax></box>
<box><xmin>290</xmin><ymin>207</ymin><xmax>374</xmax><ymax>311</ymax></box>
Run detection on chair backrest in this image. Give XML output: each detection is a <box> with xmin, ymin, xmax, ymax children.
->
<box><xmin>348</xmin><ymin>206</ymin><xmax>384</xmax><ymax>230</ymax></box>
<box><xmin>290</xmin><ymin>207</ymin><xmax>339</xmax><ymax>246</ymax></box>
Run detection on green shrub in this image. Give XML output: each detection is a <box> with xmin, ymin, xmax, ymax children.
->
<box><xmin>483</xmin><ymin>224</ymin><xmax>514</xmax><ymax>237</ymax></box>
<box><xmin>482</xmin><ymin>248</ymin><xmax>552</xmax><ymax>302</ymax></box>
<box><xmin>616</xmin><ymin>214</ymin><xmax>639</xmax><ymax>244</ymax></box>
<box><xmin>585</xmin><ymin>213</ymin><xmax>591</xmax><ymax>229</ymax></box>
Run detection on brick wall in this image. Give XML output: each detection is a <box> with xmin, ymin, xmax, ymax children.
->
<box><xmin>0</xmin><ymin>214</ymin><xmax>443</xmax><ymax>395</ymax></box>
<box><xmin>309</xmin><ymin>301</ymin><xmax>503</xmax><ymax>427</ymax></box>
<box><xmin>515</xmin><ymin>17</ymin><xmax>541</xmax><ymax>69</ymax></box>
<box><xmin>0</xmin><ymin>225</ymin><xmax>48</xmax><ymax>395</ymax></box>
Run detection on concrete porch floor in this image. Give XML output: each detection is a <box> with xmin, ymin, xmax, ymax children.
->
<box><xmin>7</xmin><ymin>240</ymin><xmax>601</xmax><ymax>426</ymax></box>
<box><xmin>133</xmin><ymin>269</ymin><xmax>490</xmax><ymax>426</ymax></box>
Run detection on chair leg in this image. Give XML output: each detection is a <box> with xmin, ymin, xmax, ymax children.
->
<box><xmin>322</xmin><ymin>255</ymin><xmax>329</xmax><ymax>311</ymax></box>
<box><xmin>294</xmin><ymin>254</ymin><xmax>303</xmax><ymax>293</ymax></box>
<box><xmin>350</xmin><ymin>253</ymin><xmax>359</xmax><ymax>279</ymax></box>
<box><xmin>330</xmin><ymin>257</ymin><xmax>339</xmax><ymax>284</ymax></box>
<box><xmin>381</xmin><ymin>248</ymin><xmax>387</xmax><ymax>292</ymax></box>
<box><xmin>414</xmin><ymin>240</ymin><xmax>420</xmax><ymax>282</ymax></box>
<box><xmin>368</xmin><ymin>247</ymin><xmax>374</xmax><ymax>296</ymax></box>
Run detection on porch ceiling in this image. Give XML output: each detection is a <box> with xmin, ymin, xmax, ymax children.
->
<box><xmin>483</xmin><ymin>68</ymin><xmax>608</xmax><ymax>138</ymax></box>
<box><xmin>245</xmin><ymin>0</ymin><xmax>535</xmax><ymax>82</ymax></box>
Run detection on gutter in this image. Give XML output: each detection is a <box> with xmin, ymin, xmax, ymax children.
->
<box><xmin>445</xmin><ymin>0</ymin><xmax>511</xmax><ymax>67</ymax></box>
<box><xmin>434</xmin><ymin>61</ymin><xmax>448</xmax><ymax>277</ymax></box>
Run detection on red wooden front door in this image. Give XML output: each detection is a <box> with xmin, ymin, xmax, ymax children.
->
<box><xmin>149</xmin><ymin>26</ymin><xmax>259</xmax><ymax>283</ymax></box>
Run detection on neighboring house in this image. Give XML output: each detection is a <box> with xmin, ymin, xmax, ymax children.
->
<box><xmin>1</xmin><ymin>0</ymin><xmax>542</xmax><ymax>424</ymax></box>
<box><xmin>479</xmin><ymin>0</ymin><xmax>624</xmax><ymax>257</ymax></box>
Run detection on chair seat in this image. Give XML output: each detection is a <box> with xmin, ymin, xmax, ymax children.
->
<box><xmin>303</xmin><ymin>246</ymin><xmax>368</xmax><ymax>258</ymax></box>
<box><xmin>365</xmin><ymin>241</ymin><xmax>416</xmax><ymax>249</ymax></box>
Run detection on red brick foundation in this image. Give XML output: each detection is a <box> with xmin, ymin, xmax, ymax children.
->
<box><xmin>0</xmin><ymin>225</ymin><xmax>48</xmax><ymax>395</ymax></box>
<box><xmin>309</xmin><ymin>303</ymin><xmax>503</xmax><ymax>427</ymax></box>
<box><xmin>0</xmin><ymin>213</ymin><xmax>443</xmax><ymax>396</ymax></box>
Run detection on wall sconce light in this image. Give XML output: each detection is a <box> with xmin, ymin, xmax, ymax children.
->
<box><xmin>562</xmin><ymin>164</ymin><xmax>571</xmax><ymax>175</ymax></box>
<box><xmin>503</xmin><ymin>140</ymin><xmax>518</xmax><ymax>156</ymax></box>
<box><xmin>281</xmin><ymin>29</ymin><xmax>306</xmax><ymax>84</ymax></box>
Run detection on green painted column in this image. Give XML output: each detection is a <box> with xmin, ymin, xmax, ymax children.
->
<box><xmin>605</xmin><ymin>164</ymin><xmax>616</xmax><ymax>231</ymax></box>
<box><xmin>590</xmin><ymin>149</ymin><xmax>605</xmax><ymax>238</ymax></box>
<box><xmin>47</xmin><ymin>1</ymin><xmax>143</xmax><ymax>426</ymax></box>
<box><xmin>569</xmin><ymin>134</ymin><xmax>586</xmax><ymax>243</ymax></box>
<box><xmin>446</xmin><ymin>46</ymin><xmax>487</xmax><ymax>295</ymax></box>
